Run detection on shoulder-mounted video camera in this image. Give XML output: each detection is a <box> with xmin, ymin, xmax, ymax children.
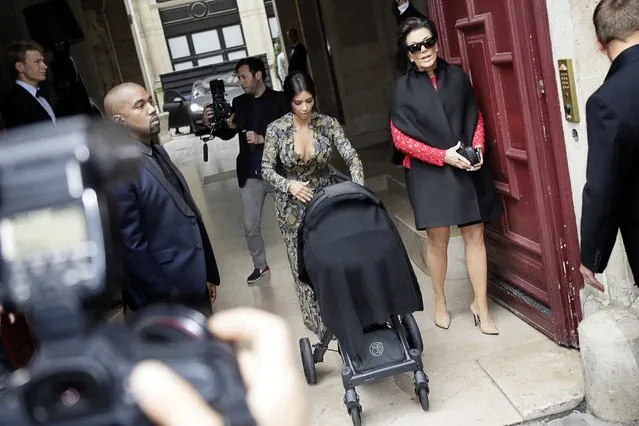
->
<box><xmin>0</xmin><ymin>117</ymin><xmax>254</xmax><ymax>425</ymax></box>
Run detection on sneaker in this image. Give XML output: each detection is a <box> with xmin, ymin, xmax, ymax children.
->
<box><xmin>247</xmin><ymin>266</ymin><xmax>270</xmax><ymax>284</ymax></box>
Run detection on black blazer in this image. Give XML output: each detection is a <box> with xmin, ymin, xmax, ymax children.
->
<box><xmin>581</xmin><ymin>45</ymin><xmax>639</xmax><ymax>281</ymax></box>
<box><xmin>111</xmin><ymin>143</ymin><xmax>219</xmax><ymax>311</ymax></box>
<box><xmin>1</xmin><ymin>84</ymin><xmax>55</xmax><ymax>130</ymax></box>
<box><xmin>215</xmin><ymin>88</ymin><xmax>289</xmax><ymax>187</ymax></box>
<box><xmin>288</xmin><ymin>43</ymin><xmax>308</xmax><ymax>75</ymax></box>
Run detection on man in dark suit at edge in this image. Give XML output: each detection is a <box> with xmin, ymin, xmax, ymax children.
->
<box><xmin>2</xmin><ymin>40</ymin><xmax>56</xmax><ymax>129</ymax></box>
<box><xmin>105</xmin><ymin>83</ymin><xmax>219</xmax><ymax>315</ymax></box>
<box><xmin>580</xmin><ymin>0</ymin><xmax>639</xmax><ymax>288</ymax></box>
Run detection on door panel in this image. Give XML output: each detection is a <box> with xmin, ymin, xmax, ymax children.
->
<box><xmin>429</xmin><ymin>0</ymin><xmax>581</xmax><ymax>345</ymax></box>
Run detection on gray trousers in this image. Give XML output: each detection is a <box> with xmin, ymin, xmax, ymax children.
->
<box><xmin>240</xmin><ymin>178</ymin><xmax>274</xmax><ymax>270</ymax></box>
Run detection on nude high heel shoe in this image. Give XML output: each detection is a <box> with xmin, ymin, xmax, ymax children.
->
<box><xmin>434</xmin><ymin>301</ymin><xmax>451</xmax><ymax>330</ymax></box>
<box><xmin>470</xmin><ymin>302</ymin><xmax>498</xmax><ymax>335</ymax></box>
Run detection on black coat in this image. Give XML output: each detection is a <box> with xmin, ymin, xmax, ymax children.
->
<box><xmin>391</xmin><ymin>58</ymin><xmax>501</xmax><ymax>229</ymax></box>
<box><xmin>1</xmin><ymin>84</ymin><xmax>54</xmax><ymax>130</ymax></box>
<box><xmin>298</xmin><ymin>181</ymin><xmax>423</xmax><ymax>357</ymax></box>
<box><xmin>112</xmin><ymin>143</ymin><xmax>219</xmax><ymax>312</ymax></box>
<box><xmin>581</xmin><ymin>45</ymin><xmax>639</xmax><ymax>282</ymax></box>
<box><xmin>215</xmin><ymin>88</ymin><xmax>289</xmax><ymax>188</ymax></box>
<box><xmin>288</xmin><ymin>43</ymin><xmax>308</xmax><ymax>75</ymax></box>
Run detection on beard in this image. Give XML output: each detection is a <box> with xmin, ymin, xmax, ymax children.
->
<box><xmin>149</xmin><ymin>117</ymin><xmax>161</xmax><ymax>135</ymax></box>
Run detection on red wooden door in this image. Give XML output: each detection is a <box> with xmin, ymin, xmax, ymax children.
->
<box><xmin>428</xmin><ymin>0</ymin><xmax>582</xmax><ymax>346</ymax></box>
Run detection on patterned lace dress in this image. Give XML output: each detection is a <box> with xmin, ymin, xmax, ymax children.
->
<box><xmin>262</xmin><ymin>112</ymin><xmax>365</xmax><ymax>336</ymax></box>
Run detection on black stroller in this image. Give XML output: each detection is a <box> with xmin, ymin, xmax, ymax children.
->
<box><xmin>297</xmin><ymin>179</ymin><xmax>430</xmax><ymax>425</ymax></box>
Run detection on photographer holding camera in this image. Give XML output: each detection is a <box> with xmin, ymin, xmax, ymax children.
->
<box><xmin>204</xmin><ymin>57</ymin><xmax>289</xmax><ymax>285</ymax></box>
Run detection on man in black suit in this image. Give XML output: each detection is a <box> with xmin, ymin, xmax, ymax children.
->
<box><xmin>203</xmin><ymin>57</ymin><xmax>289</xmax><ymax>285</ymax></box>
<box><xmin>105</xmin><ymin>83</ymin><xmax>219</xmax><ymax>315</ymax></box>
<box><xmin>580</xmin><ymin>0</ymin><xmax>639</xmax><ymax>288</ymax></box>
<box><xmin>287</xmin><ymin>29</ymin><xmax>308</xmax><ymax>75</ymax></box>
<box><xmin>1</xmin><ymin>40</ymin><xmax>56</xmax><ymax>129</ymax></box>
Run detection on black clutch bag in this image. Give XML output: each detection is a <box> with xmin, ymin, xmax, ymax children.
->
<box><xmin>457</xmin><ymin>145</ymin><xmax>481</xmax><ymax>166</ymax></box>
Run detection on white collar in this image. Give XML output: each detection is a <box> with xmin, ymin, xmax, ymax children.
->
<box><xmin>398</xmin><ymin>1</ymin><xmax>410</xmax><ymax>14</ymax></box>
<box><xmin>16</xmin><ymin>80</ymin><xmax>39</xmax><ymax>97</ymax></box>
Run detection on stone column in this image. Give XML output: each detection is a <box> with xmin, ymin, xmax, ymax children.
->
<box><xmin>124</xmin><ymin>0</ymin><xmax>172</xmax><ymax>142</ymax></box>
<box><xmin>133</xmin><ymin>0</ymin><xmax>173</xmax><ymax>107</ymax></box>
<box><xmin>236</xmin><ymin>0</ymin><xmax>278</xmax><ymax>86</ymax></box>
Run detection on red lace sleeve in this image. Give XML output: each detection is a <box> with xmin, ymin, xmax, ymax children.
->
<box><xmin>472</xmin><ymin>111</ymin><xmax>485</xmax><ymax>150</ymax></box>
<box><xmin>390</xmin><ymin>121</ymin><xmax>446</xmax><ymax>167</ymax></box>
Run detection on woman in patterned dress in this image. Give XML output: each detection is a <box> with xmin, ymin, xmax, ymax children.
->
<box><xmin>261</xmin><ymin>72</ymin><xmax>365</xmax><ymax>336</ymax></box>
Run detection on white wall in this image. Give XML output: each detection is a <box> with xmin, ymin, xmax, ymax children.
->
<box><xmin>544</xmin><ymin>0</ymin><xmax>639</xmax><ymax>313</ymax></box>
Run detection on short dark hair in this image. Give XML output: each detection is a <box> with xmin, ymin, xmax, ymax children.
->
<box><xmin>283</xmin><ymin>71</ymin><xmax>316</xmax><ymax>104</ymax></box>
<box><xmin>593</xmin><ymin>0</ymin><xmax>639</xmax><ymax>45</ymax></box>
<box><xmin>5</xmin><ymin>40</ymin><xmax>44</xmax><ymax>78</ymax></box>
<box><xmin>397</xmin><ymin>17</ymin><xmax>439</xmax><ymax>51</ymax></box>
<box><xmin>235</xmin><ymin>57</ymin><xmax>267</xmax><ymax>80</ymax></box>
<box><xmin>287</xmin><ymin>28</ymin><xmax>300</xmax><ymax>42</ymax></box>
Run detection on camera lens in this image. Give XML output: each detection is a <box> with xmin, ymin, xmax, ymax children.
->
<box><xmin>25</xmin><ymin>372</ymin><xmax>109</xmax><ymax>424</ymax></box>
<box><xmin>132</xmin><ymin>304</ymin><xmax>210</xmax><ymax>343</ymax></box>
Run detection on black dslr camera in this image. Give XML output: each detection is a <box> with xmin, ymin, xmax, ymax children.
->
<box><xmin>0</xmin><ymin>118</ymin><xmax>254</xmax><ymax>425</ymax></box>
<box><xmin>208</xmin><ymin>79</ymin><xmax>232</xmax><ymax>129</ymax></box>
<box><xmin>201</xmin><ymin>79</ymin><xmax>233</xmax><ymax>162</ymax></box>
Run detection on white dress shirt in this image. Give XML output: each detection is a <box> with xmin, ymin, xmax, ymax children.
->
<box><xmin>398</xmin><ymin>1</ymin><xmax>410</xmax><ymax>14</ymax></box>
<box><xmin>15</xmin><ymin>80</ymin><xmax>57</xmax><ymax>124</ymax></box>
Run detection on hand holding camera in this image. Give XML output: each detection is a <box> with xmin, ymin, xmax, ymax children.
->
<box><xmin>203</xmin><ymin>79</ymin><xmax>233</xmax><ymax>135</ymax></box>
<box><xmin>131</xmin><ymin>308</ymin><xmax>308</xmax><ymax>426</ymax></box>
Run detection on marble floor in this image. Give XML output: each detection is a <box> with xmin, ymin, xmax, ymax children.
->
<box><xmin>164</xmin><ymin>134</ymin><xmax>585</xmax><ymax>426</ymax></box>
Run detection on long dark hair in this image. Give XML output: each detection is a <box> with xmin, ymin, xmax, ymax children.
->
<box><xmin>283</xmin><ymin>71</ymin><xmax>316</xmax><ymax>105</ymax></box>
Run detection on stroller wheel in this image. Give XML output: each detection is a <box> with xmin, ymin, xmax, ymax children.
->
<box><xmin>417</xmin><ymin>386</ymin><xmax>430</xmax><ymax>411</ymax></box>
<box><xmin>299</xmin><ymin>337</ymin><xmax>317</xmax><ymax>385</ymax></box>
<box><xmin>349</xmin><ymin>406</ymin><xmax>362</xmax><ymax>426</ymax></box>
<box><xmin>403</xmin><ymin>314</ymin><xmax>423</xmax><ymax>353</ymax></box>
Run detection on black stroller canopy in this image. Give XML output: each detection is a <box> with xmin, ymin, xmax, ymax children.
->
<box><xmin>298</xmin><ymin>181</ymin><xmax>424</xmax><ymax>357</ymax></box>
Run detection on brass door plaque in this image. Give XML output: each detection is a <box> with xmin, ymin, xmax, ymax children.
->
<box><xmin>558</xmin><ymin>59</ymin><xmax>580</xmax><ymax>123</ymax></box>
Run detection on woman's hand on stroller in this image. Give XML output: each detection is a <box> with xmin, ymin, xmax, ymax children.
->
<box><xmin>130</xmin><ymin>308</ymin><xmax>308</xmax><ymax>426</ymax></box>
<box><xmin>289</xmin><ymin>181</ymin><xmax>313</xmax><ymax>203</ymax></box>
<box><xmin>444</xmin><ymin>142</ymin><xmax>473</xmax><ymax>171</ymax></box>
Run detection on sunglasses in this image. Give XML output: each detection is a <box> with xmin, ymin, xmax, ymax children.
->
<box><xmin>406</xmin><ymin>37</ymin><xmax>437</xmax><ymax>54</ymax></box>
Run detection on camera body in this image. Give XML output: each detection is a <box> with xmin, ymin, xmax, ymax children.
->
<box><xmin>0</xmin><ymin>118</ymin><xmax>254</xmax><ymax>425</ymax></box>
<box><xmin>0</xmin><ymin>305</ymin><xmax>254</xmax><ymax>426</ymax></box>
<box><xmin>207</xmin><ymin>79</ymin><xmax>232</xmax><ymax>134</ymax></box>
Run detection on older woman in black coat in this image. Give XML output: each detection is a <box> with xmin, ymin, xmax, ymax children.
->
<box><xmin>390</xmin><ymin>18</ymin><xmax>502</xmax><ymax>335</ymax></box>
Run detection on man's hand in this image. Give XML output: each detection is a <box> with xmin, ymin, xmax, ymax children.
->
<box><xmin>207</xmin><ymin>282</ymin><xmax>218</xmax><ymax>304</ymax></box>
<box><xmin>226</xmin><ymin>113</ymin><xmax>237</xmax><ymax>130</ymax></box>
<box><xmin>0</xmin><ymin>306</ymin><xmax>16</xmax><ymax>324</ymax></box>
<box><xmin>202</xmin><ymin>104</ymin><xmax>214</xmax><ymax>129</ymax></box>
<box><xmin>246</xmin><ymin>131</ymin><xmax>265</xmax><ymax>145</ymax></box>
<box><xmin>580</xmin><ymin>264</ymin><xmax>604</xmax><ymax>289</ymax></box>
<box><xmin>130</xmin><ymin>308</ymin><xmax>308</xmax><ymax>426</ymax></box>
